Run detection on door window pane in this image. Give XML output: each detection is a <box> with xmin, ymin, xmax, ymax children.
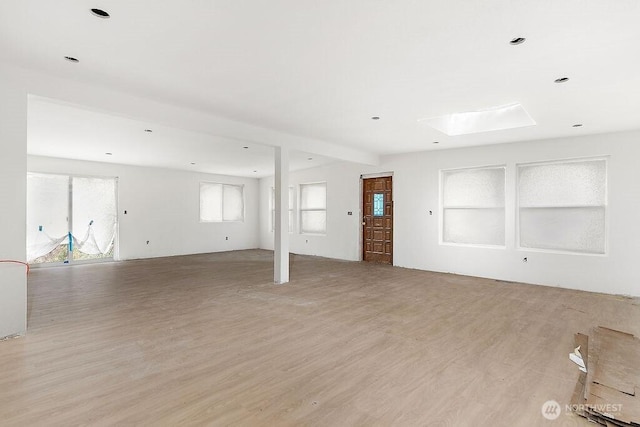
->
<box><xmin>373</xmin><ymin>193</ymin><xmax>384</xmax><ymax>217</ymax></box>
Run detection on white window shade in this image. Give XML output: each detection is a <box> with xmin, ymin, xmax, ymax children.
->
<box><xmin>300</xmin><ymin>183</ymin><xmax>326</xmax><ymax>210</ymax></box>
<box><xmin>519</xmin><ymin>160</ymin><xmax>606</xmax><ymax>207</ymax></box>
<box><xmin>443</xmin><ymin>167</ymin><xmax>505</xmax><ymax>208</ymax></box>
<box><xmin>442</xmin><ymin>166</ymin><xmax>505</xmax><ymax>246</ymax></box>
<box><xmin>300</xmin><ymin>182</ymin><xmax>326</xmax><ymax>234</ymax></box>
<box><xmin>301</xmin><ymin>211</ymin><xmax>326</xmax><ymax>234</ymax></box>
<box><xmin>223</xmin><ymin>184</ymin><xmax>244</xmax><ymax>221</ymax></box>
<box><xmin>519</xmin><ymin>207</ymin><xmax>605</xmax><ymax>253</ymax></box>
<box><xmin>518</xmin><ymin>158</ymin><xmax>607</xmax><ymax>254</ymax></box>
<box><xmin>200</xmin><ymin>182</ymin><xmax>244</xmax><ymax>222</ymax></box>
<box><xmin>200</xmin><ymin>183</ymin><xmax>223</xmax><ymax>222</ymax></box>
<box><xmin>443</xmin><ymin>208</ymin><xmax>505</xmax><ymax>246</ymax></box>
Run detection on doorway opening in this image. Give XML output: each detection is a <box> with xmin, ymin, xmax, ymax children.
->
<box><xmin>362</xmin><ymin>175</ymin><xmax>393</xmax><ymax>264</ymax></box>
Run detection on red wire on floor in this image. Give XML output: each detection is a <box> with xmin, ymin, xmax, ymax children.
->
<box><xmin>0</xmin><ymin>260</ymin><xmax>30</xmax><ymax>274</ymax></box>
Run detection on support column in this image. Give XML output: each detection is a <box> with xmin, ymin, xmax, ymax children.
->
<box><xmin>274</xmin><ymin>147</ymin><xmax>290</xmax><ymax>284</ymax></box>
<box><xmin>0</xmin><ymin>71</ymin><xmax>28</xmax><ymax>338</ymax></box>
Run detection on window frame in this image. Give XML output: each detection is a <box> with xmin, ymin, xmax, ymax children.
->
<box><xmin>299</xmin><ymin>181</ymin><xmax>327</xmax><ymax>235</ymax></box>
<box><xmin>516</xmin><ymin>156</ymin><xmax>608</xmax><ymax>256</ymax></box>
<box><xmin>199</xmin><ymin>182</ymin><xmax>245</xmax><ymax>223</ymax></box>
<box><xmin>440</xmin><ymin>164</ymin><xmax>507</xmax><ymax>248</ymax></box>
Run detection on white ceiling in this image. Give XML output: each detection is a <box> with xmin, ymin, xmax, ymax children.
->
<box><xmin>27</xmin><ymin>96</ymin><xmax>335</xmax><ymax>178</ymax></box>
<box><xmin>3</xmin><ymin>0</ymin><xmax>640</xmax><ymax>175</ymax></box>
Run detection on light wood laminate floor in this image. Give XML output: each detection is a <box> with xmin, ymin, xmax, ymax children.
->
<box><xmin>1</xmin><ymin>250</ymin><xmax>639</xmax><ymax>426</ymax></box>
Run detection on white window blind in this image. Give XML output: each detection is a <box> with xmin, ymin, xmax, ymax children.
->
<box><xmin>200</xmin><ymin>182</ymin><xmax>244</xmax><ymax>222</ymax></box>
<box><xmin>270</xmin><ymin>186</ymin><xmax>295</xmax><ymax>233</ymax></box>
<box><xmin>518</xmin><ymin>158</ymin><xmax>607</xmax><ymax>254</ymax></box>
<box><xmin>300</xmin><ymin>182</ymin><xmax>326</xmax><ymax>234</ymax></box>
<box><xmin>441</xmin><ymin>166</ymin><xmax>505</xmax><ymax>246</ymax></box>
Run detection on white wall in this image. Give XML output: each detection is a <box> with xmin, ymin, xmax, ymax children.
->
<box><xmin>260</xmin><ymin>162</ymin><xmax>377</xmax><ymax>260</ymax></box>
<box><xmin>0</xmin><ymin>72</ymin><xmax>28</xmax><ymax>338</ymax></box>
<box><xmin>260</xmin><ymin>131</ymin><xmax>640</xmax><ymax>297</ymax></box>
<box><xmin>28</xmin><ymin>156</ymin><xmax>260</xmax><ymax>260</ymax></box>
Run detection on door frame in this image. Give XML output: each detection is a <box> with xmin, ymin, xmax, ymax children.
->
<box><xmin>359</xmin><ymin>172</ymin><xmax>394</xmax><ymax>264</ymax></box>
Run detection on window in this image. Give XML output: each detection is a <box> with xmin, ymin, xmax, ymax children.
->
<box><xmin>300</xmin><ymin>182</ymin><xmax>327</xmax><ymax>234</ymax></box>
<box><xmin>518</xmin><ymin>158</ymin><xmax>607</xmax><ymax>254</ymax></box>
<box><xmin>373</xmin><ymin>193</ymin><xmax>385</xmax><ymax>217</ymax></box>
<box><xmin>200</xmin><ymin>182</ymin><xmax>244</xmax><ymax>222</ymax></box>
<box><xmin>441</xmin><ymin>166</ymin><xmax>505</xmax><ymax>246</ymax></box>
<box><xmin>270</xmin><ymin>186</ymin><xmax>295</xmax><ymax>233</ymax></box>
<box><xmin>26</xmin><ymin>173</ymin><xmax>118</xmax><ymax>264</ymax></box>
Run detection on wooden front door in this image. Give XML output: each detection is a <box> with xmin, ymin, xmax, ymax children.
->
<box><xmin>362</xmin><ymin>176</ymin><xmax>393</xmax><ymax>264</ymax></box>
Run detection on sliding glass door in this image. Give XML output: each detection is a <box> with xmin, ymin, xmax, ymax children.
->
<box><xmin>27</xmin><ymin>173</ymin><xmax>118</xmax><ymax>264</ymax></box>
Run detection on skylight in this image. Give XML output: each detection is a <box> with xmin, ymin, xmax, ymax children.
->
<box><xmin>419</xmin><ymin>103</ymin><xmax>536</xmax><ymax>136</ymax></box>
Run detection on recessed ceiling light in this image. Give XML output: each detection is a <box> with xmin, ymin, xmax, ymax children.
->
<box><xmin>371</xmin><ymin>116</ymin><xmax>380</xmax><ymax>120</ymax></box>
<box><xmin>90</xmin><ymin>8</ymin><xmax>110</xmax><ymax>18</ymax></box>
<box><xmin>308</xmin><ymin>157</ymin><xmax>313</xmax><ymax>160</ymax></box>
<box><xmin>509</xmin><ymin>37</ymin><xmax>526</xmax><ymax>45</ymax></box>
<box><xmin>253</xmin><ymin>170</ymin><xmax>257</xmax><ymax>173</ymax></box>
<box><xmin>64</xmin><ymin>56</ymin><xmax>79</xmax><ymax>63</ymax></box>
<box><xmin>242</xmin><ymin>146</ymin><xmax>249</xmax><ymax>149</ymax></box>
<box><xmin>105</xmin><ymin>152</ymin><xmax>112</xmax><ymax>155</ymax></box>
<box><xmin>573</xmin><ymin>124</ymin><xmax>583</xmax><ymax>128</ymax></box>
<box><xmin>144</xmin><ymin>129</ymin><xmax>153</xmax><ymax>133</ymax></box>
<box><xmin>433</xmin><ymin>141</ymin><xmax>439</xmax><ymax>144</ymax></box>
<box><xmin>554</xmin><ymin>77</ymin><xmax>569</xmax><ymax>83</ymax></box>
<box><xmin>190</xmin><ymin>162</ymin><xmax>196</xmax><ymax>165</ymax></box>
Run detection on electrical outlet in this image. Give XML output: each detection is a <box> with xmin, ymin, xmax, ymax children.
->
<box><xmin>146</xmin><ymin>240</ymin><xmax>149</xmax><ymax>245</ymax></box>
<box><xmin>523</xmin><ymin>257</ymin><xmax>528</xmax><ymax>263</ymax></box>
<box><xmin>225</xmin><ymin>236</ymin><xmax>229</xmax><ymax>240</ymax></box>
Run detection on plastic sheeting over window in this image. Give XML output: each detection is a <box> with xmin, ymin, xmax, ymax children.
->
<box><xmin>26</xmin><ymin>173</ymin><xmax>117</xmax><ymax>263</ymax></box>
<box><xmin>72</xmin><ymin>177</ymin><xmax>117</xmax><ymax>256</ymax></box>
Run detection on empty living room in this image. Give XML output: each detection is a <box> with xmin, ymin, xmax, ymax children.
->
<box><xmin>1</xmin><ymin>1</ymin><xmax>639</xmax><ymax>426</ymax></box>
